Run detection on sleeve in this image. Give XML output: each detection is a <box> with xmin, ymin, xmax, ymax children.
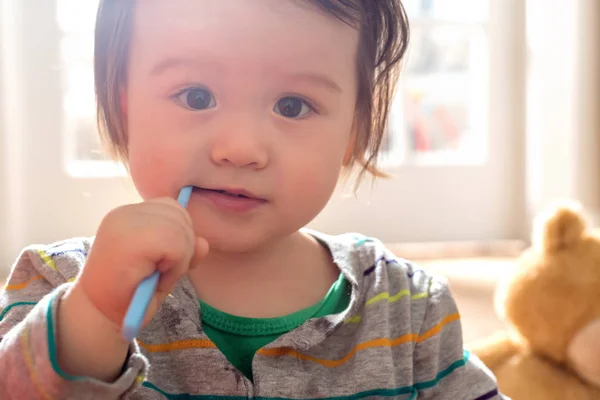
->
<box><xmin>412</xmin><ymin>275</ymin><xmax>510</xmax><ymax>400</ymax></box>
<box><xmin>0</xmin><ymin>246</ymin><xmax>149</xmax><ymax>400</ymax></box>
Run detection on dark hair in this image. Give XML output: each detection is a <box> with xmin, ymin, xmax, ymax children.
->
<box><xmin>94</xmin><ymin>0</ymin><xmax>409</xmax><ymax>185</ymax></box>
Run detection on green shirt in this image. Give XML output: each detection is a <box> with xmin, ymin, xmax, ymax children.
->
<box><xmin>200</xmin><ymin>273</ymin><xmax>351</xmax><ymax>381</ymax></box>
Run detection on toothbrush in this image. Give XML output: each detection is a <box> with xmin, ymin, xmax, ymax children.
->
<box><xmin>122</xmin><ymin>186</ymin><xmax>194</xmax><ymax>341</ymax></box>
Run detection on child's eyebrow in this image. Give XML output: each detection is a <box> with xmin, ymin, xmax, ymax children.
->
<box><xmin>283</xmin><ymin>72</ymin><xmax>343</xmax><ymax>94</ymax></box>
<box><xmin>149</xmin><ymin>57</ymin><xmax>225</xmax><ymax>77</ymax></box>
<box><xmin>149</xmin><ymin>57</ymin><xmax>342</xmax><ymax>93</ymax></box>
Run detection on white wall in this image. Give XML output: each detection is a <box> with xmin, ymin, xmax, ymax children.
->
<box><xmin>525</xmin><ymin>0</ymin><xmax>600</xmax><ymax>228</ymax></box>
<box><xmin>0</xmin><ymin>0</ymin><xmax>27</xmax><ymax>270</ymax></box>
<box><xmin>0</xmin><ymin>0</ymin><xmax>12</xmax><ymax>270</ymax></box>
<box><xmin>0</xmin><ymin>0</ymin><xmax>142</xmax><ymax>276</ymax></box>
<box><xmin>0</xmin><ymin>0</ymin><xmax>5</xmax><ymax>269</ymax></box>
<box><xmin>574</xmin><ymin>0</ymin><xmax>600</xmax><ymax>222</ymax></box>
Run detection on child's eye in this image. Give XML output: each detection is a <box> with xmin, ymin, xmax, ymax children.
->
<box><xmin>273</xmin><ymin>96</ymin><xmax>314</xmax><ymax>119</ymax></box>
<box><xmin>174</xmin><ymin>87</ymin><xmax>216</xmax><ymax>111</ymax></box>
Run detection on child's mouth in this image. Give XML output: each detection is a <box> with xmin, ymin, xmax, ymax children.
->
<box><xmin>207</xmin><ymin>189</ymin><xmax>250</xmax><ymax>199</ymax></box>
<box><xmin>197</xmin><ymin>187</ymin><xmax>258</xmax><ymax>199</ymax></box>
<box><xmin>193</xmin><ymin>187</ymin><xmax>267</xmax><ymax>212</ymax></box>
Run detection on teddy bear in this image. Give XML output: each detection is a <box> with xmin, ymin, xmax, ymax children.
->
<box><xmin>469</xmin><ymin>201</ymin><xmax>600</xmax><ymax>400</ymax></box>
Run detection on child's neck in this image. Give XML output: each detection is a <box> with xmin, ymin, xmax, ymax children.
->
<box><xmin>188</xmin><ymin>231</ymin><xmax>340</xmax><ymax>318</ymax></box>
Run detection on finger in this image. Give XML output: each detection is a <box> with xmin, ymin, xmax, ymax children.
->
<box><xmin>135</xmin><ymin>221</ymin><xmax>195</xmax><ymax>271</ymax></box>
<box><xmin>115</xmin><ymin>203</ymin><xmax>195</xmax><ymax>255</ymax></box>
<box><xmin>190</xmin><ymin>237</ymin><xmax>210</xmax><ymax>269</ymax></box>
<box><xmin>155</xmin><ymin>256</ymin><xmax>192</xmax><ymax>294</ymax></box>
<box><xmin>147</xmin><ymin>202</ymin><xmax>196</xmax><ymax>249</ymax></box>
<box><xmin>147</xmin><ymin>197</ymin><xmax>194</xmax><ymax>228</ymax></box>
<box><xmin>155</xmin><ymin>237</ymin><xmax>207</xmax><ymax>293</ymax></box>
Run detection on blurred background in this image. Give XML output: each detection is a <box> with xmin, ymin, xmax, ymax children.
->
<box><xmin>0</xmin><ymin>0</ymin><xmax>598</xmax><ymax>343</ymax></box>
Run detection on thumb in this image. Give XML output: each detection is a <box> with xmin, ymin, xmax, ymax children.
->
<box><xmin>190</xmin><ymin>237</ymin><xmax>210</xmax><ymax>269</ymax></box>
<box><xmin>153</xmin><ymin>238</ymin><xmax>208</xmax><ymax>310</ymax></box>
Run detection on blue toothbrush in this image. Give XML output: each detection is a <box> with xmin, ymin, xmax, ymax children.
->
<box><xmin>122</xmin><ymin>186</ymin><xmax>194</xmax><ymax>341</ymax></box>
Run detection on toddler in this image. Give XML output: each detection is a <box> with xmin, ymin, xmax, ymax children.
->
<box><xmin>0</xmin><ymin>1</ymin><xmax>507</xmax><ymax>399</ymax></box>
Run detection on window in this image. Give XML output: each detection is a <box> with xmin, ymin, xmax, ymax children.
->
<box><xmin>382</xmin><ymin>0</ymin><xmax>490</xmax><ymax>167</ymax></box>
<box><xmin>57</xmin><ymin>0</ymin><xmax>115</xmax><ymax>176</ymax></box>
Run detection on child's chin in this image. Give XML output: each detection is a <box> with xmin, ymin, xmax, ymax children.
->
<box><xmin>191</xmin><ymin>213</ymin><xmax>300</xmax><ymax>254</ymax></box>
<box><xmin>202</xmin><ymin>231</ymin><xmax>275</xmax><ymax>255</ymax></box>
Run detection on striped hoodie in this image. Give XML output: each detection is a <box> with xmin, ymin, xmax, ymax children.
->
<box><xmin>0</xmin><ymin>231</ymin><xmax>508</xmax><ymax>399</ymax></box>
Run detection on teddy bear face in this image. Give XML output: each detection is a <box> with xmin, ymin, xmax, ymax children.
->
<box><xmin>499</xmin><ymin>235</ymin><xmax>600</xmax><ymax>365</ymax></box>
<box><xmin>495</xmin><ymin>204</ymin><xmax>600</xmax><ymax>375</ymax></box>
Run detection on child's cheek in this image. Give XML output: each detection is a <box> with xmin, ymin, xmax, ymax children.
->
<box><xmin>128</xmin><ymin>149</ymin><xmax>178</xmax><ymax>200</ymax></box>
<box><xmin>283</xmin><ymin>161</ymin><xmax>339</xmax><ymax>215</ymax></box>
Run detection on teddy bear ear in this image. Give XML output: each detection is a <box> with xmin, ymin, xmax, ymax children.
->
<box><xmin>533</xmin><ymin>200</ymin><xmax>588</xmax><ymax>252</ymax></box>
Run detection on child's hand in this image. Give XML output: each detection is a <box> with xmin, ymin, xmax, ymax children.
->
<box><xmin>57</xmin><ymin>198</ymin><xmax>208</xmax><ymax>381</ymax></box>
<box><xmin>78</xmin><ymin>197</ymin><xmax>208</xmax><ymax>328</ymax></box>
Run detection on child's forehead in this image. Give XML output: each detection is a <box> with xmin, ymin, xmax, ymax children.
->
<box><xmin>131</xmin><ymin>0</ymin><xmax>359</xmax><ymax>74</ymax></box>
<box><xmin>134</xmin><ymin>0</ymin><xmax>356</xmax><ymax>40</ymax></box>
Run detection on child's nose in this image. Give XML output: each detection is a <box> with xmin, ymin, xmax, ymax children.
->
<box><xmin>210</xmin><ymin>117</ymin><xmax>269</xmax><ymax>170</ymax></box>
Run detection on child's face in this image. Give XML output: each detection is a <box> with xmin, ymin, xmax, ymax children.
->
<box><xmin>125</xmin><ymin>0</ymin><xmax>359</xmax><ymax>252</ymax></box>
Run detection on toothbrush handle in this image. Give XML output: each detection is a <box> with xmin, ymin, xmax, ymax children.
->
<box><xmin>122</xmin><ymin>271</ymin><xmax>160</xmax><ymax>341</ymax></box>
<box><xmin>121</xmin><ymin>186</ymin><xmax>194</xmax><ymax>341</ymax></box>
